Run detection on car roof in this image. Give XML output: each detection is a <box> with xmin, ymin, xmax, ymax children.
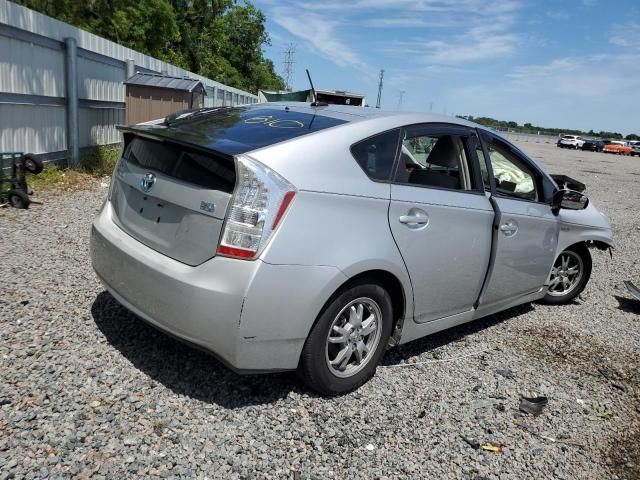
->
<box><xmin>122</xmin><ymin>102</ymin><xmax>490</xmax><ymax>156</ymax></box>
<box><xmin>267</xmin><ymin>102</ymin><xmax>481</xmax><ymax>128</ymax></box>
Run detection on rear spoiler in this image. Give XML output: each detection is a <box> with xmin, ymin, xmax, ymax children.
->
<box><xmin>115</xmin><ymin>125</ymin><xmax>235</xmax><ymax>160</ymax></box>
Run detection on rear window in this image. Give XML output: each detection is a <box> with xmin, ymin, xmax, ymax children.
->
<box><xmin>124</xmin><ymin>136</ymin><xmax>236</xmax><ymax>193</ymax></box>
<box><xmin>161</xmin><ymin>106</ymin><xmax>349</xmax><ymax>155</ymax></box>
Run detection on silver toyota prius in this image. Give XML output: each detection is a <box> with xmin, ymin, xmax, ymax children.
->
<box><xmin>91</xmin><ymin>103</ymin><xmax>614</xmax><ymax>394</ymax></box>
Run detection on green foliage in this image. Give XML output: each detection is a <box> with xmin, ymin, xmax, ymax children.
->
<box><xmin>79</xmin><ymin>144</ymin><xmax>120</xmax><ymax>175</ymax></box>
<box><xmin>625</xmin><ymin>133</ymin><xmax>640</xmax><ymax>141</ymax></box>
<box><xmin>16</xmin><ymin>0</ymin><xmax>284</xmax><ymax>93</ymax></box>
<box><xmin>457</xmin><ymin>115</ymin><xmax>628</xmax><ymax>139</ymax></box>
<box><xmin>29</xmin><ymin>145</ymin><xmax>120</xmax><ymax>192</ymax></box>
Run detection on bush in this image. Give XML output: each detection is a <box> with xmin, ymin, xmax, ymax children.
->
<box><xmin>28</xmin><ymin>144</ymin><xmax>120</xmax><ymax>193</ymax></box>
<box><xmin>78</xmin><ymin>144</ymin><xmax>120</xmax><ymax>175</ymax></box>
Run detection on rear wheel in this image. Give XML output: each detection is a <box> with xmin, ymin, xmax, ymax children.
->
<box><xmin>542</xmin><ymin>245</ymin><xmax>591</xmax><ymax>304</ymax></box>
<box><xmin>8</xmin><ymin>189</ymin><xmax>30</xmax><ymax>209</ymax></box>
<box><xmin>299</xmin><ymin>282</ymin><xmax>393</xmax><ymax>395</ymax></box>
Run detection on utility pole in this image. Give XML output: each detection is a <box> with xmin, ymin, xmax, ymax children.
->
<box><xmin>375</xmin><ymin>69</ymin><xmax>384</xmax><ymax>109</ymax></box>
<box><xmin>397</xmin><ymin>90</ymin><xmax>406</xmax><ymax>111</ymax></box>
<box><xmin>429</xmin><ymin>101</ymin><xmax>433</xmax><ymax>113</ymax></box>
<box><xmin>283</xmin><ymin>43</ymin><xmax>296</xmax><ymax>91</ymax></box>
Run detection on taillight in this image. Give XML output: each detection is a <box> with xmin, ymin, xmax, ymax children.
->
<box><xmin>217</xmin><ymin>155</ymin><xmax>296</xmax><ymax>260</ymax></box>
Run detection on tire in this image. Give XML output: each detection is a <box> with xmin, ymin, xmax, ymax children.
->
<box><xmin>8</xmin><ymin>189</ymin><xmax>30</xmax><ymax>209</ymax></box>
<box><xmin>23</xmin><ymin>154</ymin><xmax>43</xmax><ymax>174</ymax></box>
<box><xmin>298</xmin><ymin>282</ymin><xmax>393</xmax><ymax>395</ymax></box>
<box><xmin>542</xmin><ymin>245</ymin><xmax>592</xmax><ymax>305</ymax></box>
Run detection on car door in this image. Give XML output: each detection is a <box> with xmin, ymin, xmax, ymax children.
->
<box><xmin>477</xmin><ymin>132</ymin><xmax>559</xmax><ymax>307</ymax></box>
<box><xmin>388</xmin><ymin>124</ymin><xmax>494</xmax><ymax>323</ymax></box>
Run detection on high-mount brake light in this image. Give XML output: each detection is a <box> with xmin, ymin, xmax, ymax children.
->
<box><xmin>217</xmin><ymin>155</ymin><xmax>296</xmax><ymax>260</ymax></box>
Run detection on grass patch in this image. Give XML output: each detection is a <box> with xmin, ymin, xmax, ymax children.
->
<box><xmin>28</xmin><ymin>144</ymin><xmax>119</xmax><ymax>194</ymax></box>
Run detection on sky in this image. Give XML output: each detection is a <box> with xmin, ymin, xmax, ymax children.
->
<box><xmin>254</xmin><ymin>0</ymin><xmax>640</xmax><ymax>135</ymax></box>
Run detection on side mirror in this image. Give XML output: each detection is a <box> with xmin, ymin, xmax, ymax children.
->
<box><xmin>552</xmin><ymin>189</ymin><xmax>589</xmax><ymax>213</ymax></box>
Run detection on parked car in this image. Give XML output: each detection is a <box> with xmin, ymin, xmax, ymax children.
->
<box><xmin>581</xmin><ymin>139</ymin><xmax>604</xmax><ymax>152</ymax></box>
<box><xmin>558</xmin><ymin>135</ymin><xmax>585</xmax><ymax>149</ymax></box>
<box><xmin>91</xmin><ymin>104</ymin><xmax>614</xmax><ymax>394</ymax></box>
<box><xmin>603</xmin><ymin>141</ymin><xmax>632</xmax><ymax>155</ymax></box>
<box><xmin>628</xmin><ymin>141</ymin><xmax>640</xmax><ymax>156</ymax></box>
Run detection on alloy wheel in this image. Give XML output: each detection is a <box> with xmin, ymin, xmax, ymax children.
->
<box><xmin>325</xmin><ymin>297</ymin><xmax>382</xmax><ymax>378</ymax></box>
<box><xmin>548</xmin><ymin>251</ymin><xmax>584</xmax><ymax>297</ymax></box>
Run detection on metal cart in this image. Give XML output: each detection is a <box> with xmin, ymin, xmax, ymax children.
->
<box><xmin>0</xmin><ymin>152</ymin><xmax>43</xmax><ymax>209</ymax></box>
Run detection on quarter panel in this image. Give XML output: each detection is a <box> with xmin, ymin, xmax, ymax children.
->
<box><xmin>247</xmin><ymin>121</ymin><xmax>393</xmax><ymax>198</ymax></box>
<box><xmin>260</xmin><ymin>189</ymin><xmax>414</xmax><ymax>320</ymax></box>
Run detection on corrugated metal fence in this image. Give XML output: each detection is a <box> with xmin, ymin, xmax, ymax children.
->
<box><xmin>0</xmin><ymin>0</ymin><xmax>259</xmax><ymax>163</ymax></box>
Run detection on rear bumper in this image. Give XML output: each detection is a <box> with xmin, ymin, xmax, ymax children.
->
<box><xmin>91</xmin><ymin>202</ymin><xmax>346</xmax><ymax>371</ymax></box>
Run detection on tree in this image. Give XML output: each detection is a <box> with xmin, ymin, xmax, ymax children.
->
<box><xmin>625</xmin><ymin>133</ymin><xmax>640</xmax><ymax>140</ymax></box>
<box><xmin>16</xmin><ymin>0</ymin><xmax>284</xmax><ymax>93</ymax></box>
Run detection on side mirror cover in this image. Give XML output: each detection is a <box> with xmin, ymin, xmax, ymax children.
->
<box><xmin>552</xmin><ymin>189</ymin><xmax>589</xmax><ymax>214</ymax></box>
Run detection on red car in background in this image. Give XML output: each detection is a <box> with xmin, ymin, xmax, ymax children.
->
<box><xmin>603</xmin><ymin>141</ymin><xmax>632</xmax><ymax>155</ymax></box>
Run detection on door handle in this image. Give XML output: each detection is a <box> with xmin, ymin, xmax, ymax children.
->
<box><xmin>398</xmin><ymin>208</ymin><xmax>429</xmax><ymax>229</ymax></box>
<box><xmin>399</xmin><ymin>215</ymin><xmax>429</xmax><ymax>224</ymax></box>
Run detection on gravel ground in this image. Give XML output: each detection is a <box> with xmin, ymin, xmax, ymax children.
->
<box><xmin>1</xmin><ymin>142</ymin><xmax>639</xmax><ymax>479</ymax></box>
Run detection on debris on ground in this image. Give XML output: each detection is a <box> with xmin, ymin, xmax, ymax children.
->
<box><xmin>519</xmin><ymin>396</ymin><xmax>548</xmax><ymax>416</ymax></box>
<box><xmin>481</xmin><ymin>443</ymin><xmax>504</xmax><ymax>453</ymax></box>
<box><xmin>461</xmin><ymin>435</ymin><xmax>480</xmax><ymax>450</ymax></box>
<box><xmin>521</xmin><ymin>425</ymin><xmax>585</xmax><ymax>448</ymax></box>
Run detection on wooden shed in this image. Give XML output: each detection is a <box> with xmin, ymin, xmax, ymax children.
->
<box><xmin>124</xmin><ymin>73</ymin><xmax>206</xmax><ymax>125</ymax></box>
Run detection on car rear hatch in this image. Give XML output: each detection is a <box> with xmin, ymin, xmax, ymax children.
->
<box><xmin>109</xmin><ymin>133</ymin><xmax>236</xmax><ymax>266</ymax></box>
<box><xmin>109</xmin><ymin>105</ymin><xmax>351</xmax><ymax>265</ymax></box>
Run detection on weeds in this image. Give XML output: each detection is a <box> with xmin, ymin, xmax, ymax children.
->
<box><xmin>28</xmin><ymin>144</ymin><xmax>119</xmax><ymax>194</ymax></box>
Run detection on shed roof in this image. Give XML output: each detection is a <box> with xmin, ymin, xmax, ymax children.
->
<box><xmin>125</xmin><ymin>73</ymin><xmax>206</xmax><ymax>93</ymax></box>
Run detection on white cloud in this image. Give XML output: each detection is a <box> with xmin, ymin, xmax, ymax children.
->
<box><xmin>264</xmin><ymin>0</ymin><xmax>523</xmax><ymax>75</ymax></box>
<box><xmin>609</xmin><ymin>22</ymin><xmax>640</xmax><ymax>48</ymax></box>
<box><xmin>269</xmin><ymin>8</ymin><xmax>373</xmax><ymax>75</ymax></box>
<box><xmin>422</xmin><ymin>23</ymin><xmax>519</xmax><ymax>63</ymax></box>
<box><xmin>507</xmin><ymin>53</ymin><xmax>640</xmax><ymax>97</ymax></box>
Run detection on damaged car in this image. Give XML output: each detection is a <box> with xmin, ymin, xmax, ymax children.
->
<box><xmin>91</xmin><ymin>103</ymin><xmax>614</xmax><ymax>394</ymax></box>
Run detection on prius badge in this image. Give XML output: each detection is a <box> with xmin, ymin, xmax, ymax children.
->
<box><xmin>140</xmin><ymin>172</ymin><xmax>156</xmax><ymax>192</ymax></box>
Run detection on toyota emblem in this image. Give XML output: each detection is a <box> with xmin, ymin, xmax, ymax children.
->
<box><xmin>140</xmin><ymin>172</ymin><xmax>156</xmax><ymax>192</ymax></box>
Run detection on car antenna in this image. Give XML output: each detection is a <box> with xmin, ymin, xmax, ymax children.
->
<box><xmin>306</xmin><ymin>69</ymin><xmax>328</xmax><ymax>107</ymax></box>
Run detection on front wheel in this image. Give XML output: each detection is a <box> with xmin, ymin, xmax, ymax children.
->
<box><xmin>542</xmin><ymin>245</ymin><xmax>592</xmax><ymax>304</ymax></box>
<box><xmin>298</xmin><ymin>282</ymin><xmax>393</xmax><ymax>395</ymax></box>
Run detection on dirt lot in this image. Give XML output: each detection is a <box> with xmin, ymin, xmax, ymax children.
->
<box><xmin>1</xmin><ymin>141</ymin><xmax>639</xmax><ymax>479</ymax></box>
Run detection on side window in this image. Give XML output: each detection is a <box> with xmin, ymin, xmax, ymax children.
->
<box><xmin>395</xmin><ymin>130</ymin><xmax>475</xmax><ymax>191</ymax></box>
<box><xmin>351</xmin><ymin>129</ymin><xmax>400</xmax><ymax>181</ymax></box>
<box><xmin>482</xmin><ymin>136</ymin><xmax>538</xmax><ymax>201</ymax></box>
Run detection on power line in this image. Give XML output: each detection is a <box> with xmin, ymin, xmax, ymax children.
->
<box><xmin>376</xmin><ymin>69</ymin><xmax>384</xmax><ymax>109</ymax></box>
<box><xmin>282</xmin><ymin>43</ymin><xmax>296</xmax><ymax>91</ymax></box>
